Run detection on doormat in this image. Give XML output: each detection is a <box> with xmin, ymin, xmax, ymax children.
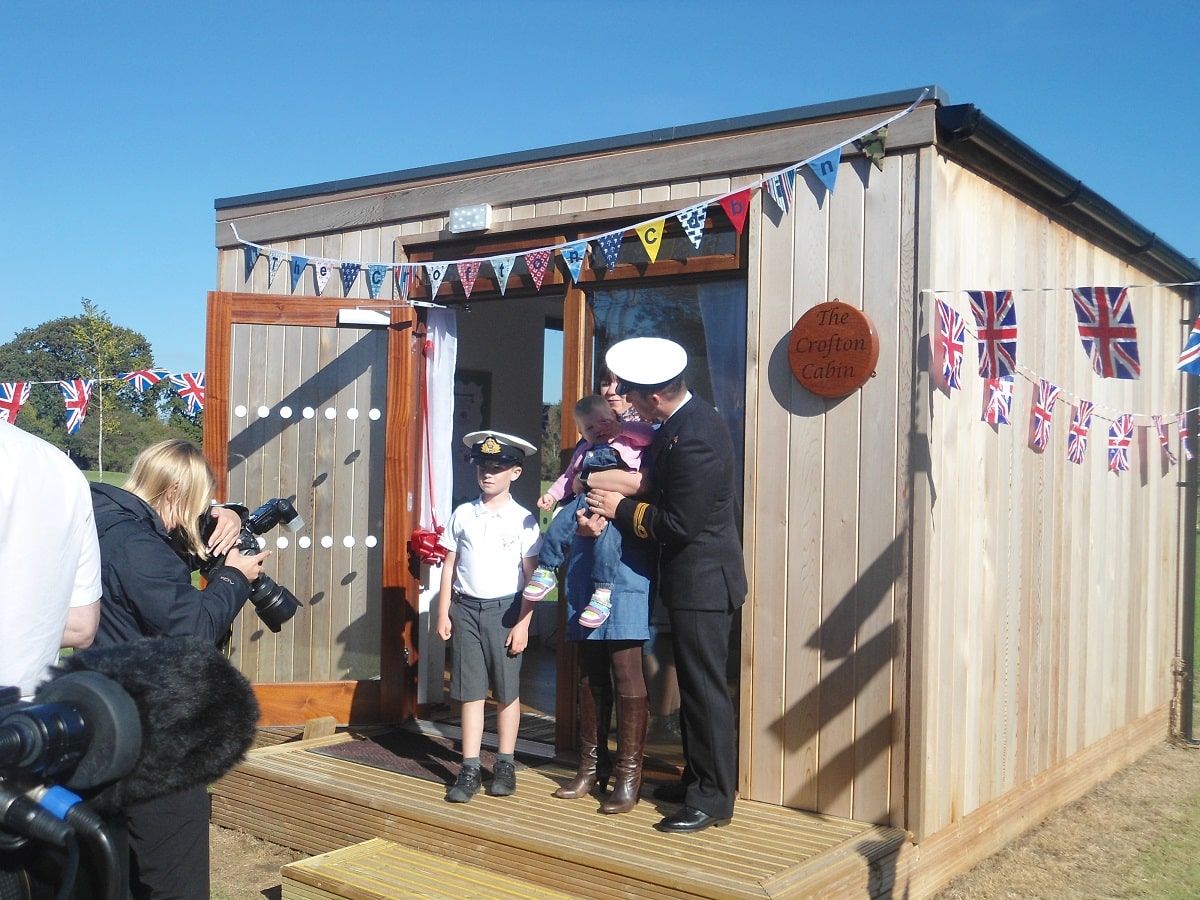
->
<box><xmin>308</xmin><ymin>729</ymin><xmax>538</xmax><ymax>786</ymax></box>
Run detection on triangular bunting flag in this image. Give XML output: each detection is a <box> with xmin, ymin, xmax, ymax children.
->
<box><xmin>983</xmin><ymin>376</ymin><xmax>1013</xmax><ymax>425</ymax></box>
<box><xmin>58</xmin><ymin>379</ymin><xmax>94</xmax><ymax>435</ymax></box>
<box><xmin>764</xmin><ymin>168</ymin><xmax>796</xmax><ymax>215</ymax></box>
<box><xmin>935</xmin><ymin>299</ymin><xmax>965</xmax><ymax>390</ymax></box>
<box><xmin>1153</xmin><ymin>415</ymin><xmax>1177</xmax><ymax>466</ymax></box>
<box><xmin>1177</xmin><ymin>316</ymin><xmax>1200</xmax><ymax>375</ymax></box>
<box><xmin>718</xmin><ymin>188</ymin><xmax>752</xmax><ymax>234</ymax></box>
<box><xmin>1030</xmin><ymin>378</ymin><xmax>1061</xmax><ymax>450</ymax></box>
<box><xmin>525</xmin><ymin>249</ymin><xmax>552</xmax><ymax>290</ymax></box>
<box><xmin>560</xmin><ymin>241</ymin><xmax>589</xmax><ymax>284</ymax></box>
<box><xmin>396</xmin><ymin>265</ymin><xmax>412</xmax><ymax>302</ymax></box>
<box><xmin>313</xmin><ymin>259</ymin><xmax>334</xmax><ymax>295</ymax></box>
<box><xmin>857</xmin><ymin>126</ymin><xmax>889</xmax><ymax>171</ymax></box>
<box><xmin>492</xmin><ymin>255</ymin><xmax>517</xmax><ymax>296</ymax></box>
<box><xmin>340</xmin><ymin>262</ymin><xmax>361</xmax><ymax>296</ymax></box>
<box><xmin>426</xmin><ymin>263</ymin><xmax>449</xmax><ymax>300</ymax></box>
<box><xmin>366</xmin><ymin>264</ymin><xmax>388</xmax><ymax>300</ymax></box>
<box><xmin>1067</xmin><ymin>401</ymin><xmax>1094</xmax><ymax>465</ymax></box>
<box><xmin>595</xmin><ymin>232</ymin><xmax>624</xmax><ymax>270</ymax></box>
<box><xmin>243</xmin><ymin>244</ymin><xmax>261</xmax><ymax>282</ymax></box>
<box><xmin>289</xmin><ymin>255</ymin><xmax>308</xmax><ymax>293</ymax></box>
<box><xmin>0</xmin><ymin>381</ymin><xmax>32</xmax><ymax>424</ymax></box>
<box><xmin>967</xmin><ymin>290</ymin><xmax>1018</xmax><ymax>378</ymax></box>
<box><xmin>808</xmin><ymin>147</ymin><xmax>842</xmax><ymax>195</ymax></box>
<box><xmin>1178</xmin><ymin>412</ymin><xmax>1194</xmax><ymax>460</ymax></box>
<box><xmin>1071</xmin><ymin>286</ymin><xmax>1140</xmax><ymax>379</ymax></box>
<box><xmin>267</xmin><ymin>251</ymin><xmax>284</xmax><ymax>288</ymax></box>
<box><xmin>676</xmin><ymin>204</ymin><xmax>708</xmax><ymax>249</ymax></box>
<box><xmin>169</xmin><ymin>372</ymin><xmax>206</xmax><ymax>414</ymax></box>
<box><xmin>119</xmin><ymin>369</ymin><xmax>169</xmax><ymax>392</ymax></box>
<box><xmin>634</xmin><ymin>220</ymin><xmax>665</xmax><ymax>264</ymax></box>
<box><xmin>458</xmin><ymin>261</ymin><xmax>481</xmax><ymax>299</ymax></box>
<box><xmin>1108</xmin><ymin>414</ymin><xmax>1134</xmax><ymax>474</ymax></box>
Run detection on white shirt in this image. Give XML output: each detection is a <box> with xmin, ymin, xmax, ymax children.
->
<box><xmin>440</xmin><ymin>496</ymin><xmax>541</xmax><ymax>599</ymax></box>
<box><xmin>0</xmin><ymin>421</ymin><xmax>101</xmax><ymax>698</ymax></box>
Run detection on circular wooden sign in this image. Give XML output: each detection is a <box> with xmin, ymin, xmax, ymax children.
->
<box><xmin>788</xmin><ymin>300</ymin><xmax>880</xmax><ymax>397</ymax></box>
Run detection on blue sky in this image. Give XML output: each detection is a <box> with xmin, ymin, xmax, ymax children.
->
<box><xmin>2</xmin><ymin>1</ymin><xmax>1196</xmax><ymax>380</ymax></box>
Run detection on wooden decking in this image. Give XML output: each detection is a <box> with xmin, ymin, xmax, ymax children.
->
<box><xmin>211</xmin><ymin>732</ymin><xmax>911</xmax><ymax>899</ymax></box>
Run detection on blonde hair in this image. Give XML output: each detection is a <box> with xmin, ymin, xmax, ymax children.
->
<box><xmin>125</xmin><ymin>439</ymin><xmax>217</xmax><ymax>558</ymax></box>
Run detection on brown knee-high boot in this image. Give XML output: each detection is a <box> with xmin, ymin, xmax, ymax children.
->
<box><xmin>554</xmin><ymin>681</ymin><xmax>612</xmax><ymax>799</ymax></box>
<box><xmin>599</xmin><ymin>694</ymin><xmax>649</xmax><ymax>814</ymax></box>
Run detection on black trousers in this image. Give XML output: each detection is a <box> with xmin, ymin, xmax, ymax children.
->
<box><xmin>669</xmin><ymin>605</ymin><xmax>738</xmax><ymax>819</ymax></box>
<box><xmin>125</xmin><ymin>786</ymin><xmax>211</xmax><ymax>900</ymax></box>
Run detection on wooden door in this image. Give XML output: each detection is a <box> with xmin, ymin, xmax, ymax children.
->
<box><xmin>205</xmin><ymin>292</ymin><xmax>420</xmax><ymax>725</ymax></box>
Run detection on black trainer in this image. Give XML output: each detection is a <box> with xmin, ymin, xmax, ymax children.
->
<box><xmin>490</xmin><ymin>760</ymin><xmax>517</xmax><ymax>796</ymax></box>
<box><xmin>446</xmin><ymin>767</ymin><xmax>482</xmax><ymax>803</ymax></box>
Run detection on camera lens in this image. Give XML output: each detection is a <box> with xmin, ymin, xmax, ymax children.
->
<box><xmin>249</xmin><ymin>578</ymin><xmax>301</xmax><ymax>633</ymax></box>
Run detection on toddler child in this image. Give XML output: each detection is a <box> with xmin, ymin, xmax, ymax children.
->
<box><xmin>522</xmin><ymin>395</ymin><xmax>653</xmax><ymax>628</ymax></box>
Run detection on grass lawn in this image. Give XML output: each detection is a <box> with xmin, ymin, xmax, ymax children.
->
<box><xmin>84</xmin><ymin>470</ymin><xmax>126</xmax><ymax>486</ymax></box>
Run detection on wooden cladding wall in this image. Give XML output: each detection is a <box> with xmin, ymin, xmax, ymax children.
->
<box><xmin>910</xmin><ymin>154</ymin><xmax>1185</xmax><ymax>840</ymax></box>
<box><xmin>740</xmin><ymin>149</ymin><xmax>918</xmax><ymax>827</ymax></box>
<box><xmin>223</xmin><ymin>322</ymin><xmax>388</xmax><ymax>685</ymax></box>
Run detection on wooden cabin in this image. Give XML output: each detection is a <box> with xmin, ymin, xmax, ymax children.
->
<box><xmin>208</xmin><ymin>86</ymin><xmax>1200</xmax><ymax>896</ymax></box>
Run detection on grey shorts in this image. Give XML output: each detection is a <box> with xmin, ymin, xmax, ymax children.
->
<box><xmin>448</xmin><ymin>592</ymin><xmax>524</xmax><ymax>706</ymax></box>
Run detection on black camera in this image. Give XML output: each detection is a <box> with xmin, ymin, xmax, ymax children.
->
<box><xmin>201</xmin><ymin>498</ymin><xmax>304</xmax><ymax>633</ymax></box>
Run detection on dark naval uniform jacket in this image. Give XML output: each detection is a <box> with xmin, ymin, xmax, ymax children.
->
<box><xmin>614</xmin><ymin>394</ymin><xmax>747</xmax><ymax>611</ymax></box>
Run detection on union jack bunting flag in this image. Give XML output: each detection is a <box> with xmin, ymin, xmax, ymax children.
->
<box><xmin>1030</xmin><ymin>378</ymin><xmax>1061</xmax><ymax>450</ymax></box>
<box><xmin>1177</xmin><ymin>316</ymin><xmax>1200</xmax><ymax>375</ymax></box>
<box><xmin>1071</xmin><ymin>286</ymin><xmax>1140</xmax><ymax>380</ymax></box>
<box><xmin>967</xmin><ymin>290</ymin><xmax>1018</xmax><ymax>378</ymax></box>
<box><xmin>1067</xmin><ymin>400</ymin><xmax>1094</xmax><ymax>465</ymax></box>
<box><xmin>936</xmin><ymin>299</ymin><xmax>965</xmax><ymax>390</ymax></box>
<box><xmin>1178</xmin><ymin>412</ymin><xmax>1194</xmax><ymax>461</ymax></box>
<box><xmin>1153</xmin><ymin>415</ymin><xmax>1177</xmax><ymax>466</ymax></box>
<box><xmin>169</xmin><ymin>372</ymin><xmax>205</xmax><ymax>414</ymax></box>
<box><xmin>59</xmin><ymin>379</ymin><xmax>94</xmax><ymax>435</ymax></box>
<box><xmin>119</xmin><ymin>369</ymin><xmax>169</xmax><ymax>392</ymax></box>
<box><xmin>0</xmin><ymin>381</ymin><xmax>32</xmax><ymax>424</ymax></box>
<box><xmin>983</xmin><ymin>376</ymin><xmax>1013</xmax><ymax>425</ymax></box>
<box><xmin>1108</xmin><ymin>414</ymin><xmax>1134</xmax><ymax>474</ymax></box>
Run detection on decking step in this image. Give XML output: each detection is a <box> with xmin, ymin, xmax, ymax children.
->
<box><xmin>282</xmin><ymin>838</ymin><xmax>578</xmax><ymax>900</ymax></box>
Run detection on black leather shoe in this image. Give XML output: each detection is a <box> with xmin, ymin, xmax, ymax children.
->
<box><xmin>652</xmin><ymin>781</ymin><xmax>688</xmax><ymax>804</ymax></box>
<box><xmin>653</xmin><ymin>805</ymin><xmax>731</xmax><ymax>833</ymax></box>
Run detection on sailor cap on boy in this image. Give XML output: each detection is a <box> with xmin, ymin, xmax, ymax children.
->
<box><xmin>463</xmin><ymin>430</ymin><xmax>538</xmax><ymax>465</ymax></box>
<box><xmin>605</xmin><ymin>337</ymin><xmax>688</xmax><ymax>394</ymax></box>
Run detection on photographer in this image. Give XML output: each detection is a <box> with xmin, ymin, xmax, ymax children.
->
<box><xmin>89</xmin><ymin>438</ymin><xmax>267</xmax><ymax>900</ymax></box>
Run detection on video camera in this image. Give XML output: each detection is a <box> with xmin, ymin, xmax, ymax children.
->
<box><xmin>1</xmin><ymin>636</ymin><xmax>261</xmax><ymax>899</ymax></box>
<box><xmin>200</xmin><ymin>498</ymin><xmax>304</xmax><ymax>633</ymax></box>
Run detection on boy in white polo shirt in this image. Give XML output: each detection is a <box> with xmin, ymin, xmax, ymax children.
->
<box><xmin>435</xmin><ymin>429</ymin><xmax>542</xmax><ymax>803</ymax></box>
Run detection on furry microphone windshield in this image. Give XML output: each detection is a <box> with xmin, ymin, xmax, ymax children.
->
<box><xmin>47</xmin><ymin>636</ymin><xmax>260</xmax><ymax>808</ymax></box>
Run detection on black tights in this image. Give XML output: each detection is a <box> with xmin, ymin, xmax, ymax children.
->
<box><xmin>577</xmin><ymin>640</ymin><xmax>647</xmax><ymax>698</ymax></box>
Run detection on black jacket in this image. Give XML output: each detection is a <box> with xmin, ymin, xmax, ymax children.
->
<box><xmin>614</xmin><ymin>395</ymin><xmax>748</xmax><ymax>612</ymax></box>
<box><xmin>90</xmin><ymin>483</ymin><xmax>251</xmax><ymax>647</ymax></box>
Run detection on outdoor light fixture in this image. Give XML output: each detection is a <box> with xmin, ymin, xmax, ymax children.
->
<box><xmin>337</xmin><ymin>308</ymin><xmax>391</xmax><ymax>327</ymax></box>
<box><xmin>447</xmin><ymin>203</ymin><xmax>492</xmax><ymax>233</ymax></box>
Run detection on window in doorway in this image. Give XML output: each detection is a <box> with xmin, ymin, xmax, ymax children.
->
<box><xmin>588</xmin><ymin>278</ymin><xmax>747</xmax><ymax>489</ymax></box>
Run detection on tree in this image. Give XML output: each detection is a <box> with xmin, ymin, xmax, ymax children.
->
<box><xmin>0</xmin><ymin>300</ymin><xmax>199</xmax><ymax>468</ymax></box>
